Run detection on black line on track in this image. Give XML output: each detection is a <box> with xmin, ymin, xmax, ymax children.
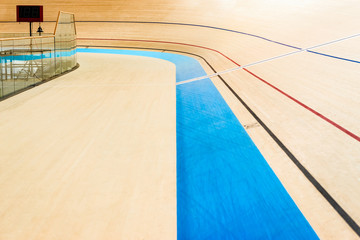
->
<box><xmin>78</xmin><ymin>45</ymin><xmax>360</xmax><ymax>237</ymax></box>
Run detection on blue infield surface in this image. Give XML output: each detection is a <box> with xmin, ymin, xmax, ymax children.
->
<box><xmin>78</xmin><ymin>48</ymin><xmax>319</xmax><ymax>240</ymax></box>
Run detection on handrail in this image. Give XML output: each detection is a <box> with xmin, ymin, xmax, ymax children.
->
<box><xmin>53</xmin><ymin>11</ymin><xmax>61</xmax><ymax>35</ymax></box>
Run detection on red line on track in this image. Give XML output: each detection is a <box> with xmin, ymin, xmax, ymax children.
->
<box><xmin>77</xmin><ymin>37</ymin><xmax>360</xmax><ymax>142</ymax></box>
<box><xmin>242</xmin><ymin>69</ymin><xmax>360</xmax><ymax>142</ymax></box>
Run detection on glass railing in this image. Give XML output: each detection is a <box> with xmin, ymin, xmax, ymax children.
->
<box><xmin>0</xmin><ymin>11</ymin><xmax>77</xmax><ymax>99</ymax></box>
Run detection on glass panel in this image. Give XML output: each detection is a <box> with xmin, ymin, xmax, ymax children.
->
<box><xmin>0</xmin><ymin>11</ymin><xmax>77</xmax><ymax>99</ymax></box>
<box><xmin>1</xmin><ymin>39</ymin><xmax>15</xmax><ymax>96</ymax></box>
<box><xmin>55</xmin><ymin>12</ymin><xmax>77</xmax><ymax>74</ymax></box>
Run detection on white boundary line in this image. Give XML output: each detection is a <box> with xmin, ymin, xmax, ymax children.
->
<box><xmin>176</xmin><ymin>33</ymin><xmax>360</xmax><ymax>85</ymax></box>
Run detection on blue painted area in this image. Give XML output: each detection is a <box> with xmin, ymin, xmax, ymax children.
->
<box><xmin>176</xmin><ymin>78</ymin><xmax>318</xmax><ymax>240</ymax></box>
<box><xmin>0</xmin><ymin>49</ymin><xmax>77</xmax><ymax>61</ymax></box>
<box><xmin>77</xmin><ymin>48</ymin><xmax>319</xmax><ymax>239</ymax></box>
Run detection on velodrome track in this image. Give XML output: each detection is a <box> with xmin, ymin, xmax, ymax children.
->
<box><xmin>0</xmin><ymin>0</ymin><xmax>359</xmax><ymax>239</ymax></box>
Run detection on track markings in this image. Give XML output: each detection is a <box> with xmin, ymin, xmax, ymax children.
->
<box><xmin>77</xmin><ymin>36</ymin><xmax>360</xmax><ymax>142</ymax></box>
<box><xmin>177</xmin><ymin>32</ymin><xmax>360</xmax><ymax>85</ymax></box>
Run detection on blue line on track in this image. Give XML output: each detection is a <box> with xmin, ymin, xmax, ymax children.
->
<box><xmin>78</xmin><ymin>48</ymin><xmax>319</xmax><ymax>239</ymax></box>
<box><xmin>307</xmin><ymin>50</ymin><xmax>360</xmax><ymax>63</ymax></box>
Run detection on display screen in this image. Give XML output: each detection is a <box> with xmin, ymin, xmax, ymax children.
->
<box><xmin>17</xmin><ymin>6</ymin><xmax>43</xmax><ymax>22</ymax></box>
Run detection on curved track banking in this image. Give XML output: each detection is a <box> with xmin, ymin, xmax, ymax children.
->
<box><xmin>78</xmin><ymin>38</ymin><xmax>360</xmax><ymax>143</ymax></box>
<box><xmin>2</xmin><ymin>20</ymin><xmax>359</xmax><ymax>64</ymax></box>
<box><xmin>77</xmin><ymin>20</ymin><xmax>360</xmax><ymax>64</ymax></box>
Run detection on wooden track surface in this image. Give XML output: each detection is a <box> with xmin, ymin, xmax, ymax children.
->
<box><xmin>1</xmin><ymin>0</ymin><xmax>359</xmax><ymax>239</ymax></box>
<box><xmin>0</xmin><ymin>53</ymin><xmax>176</xmax><ymax>239</ymax></box>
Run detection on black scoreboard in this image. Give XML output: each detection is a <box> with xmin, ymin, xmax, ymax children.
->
<box><xmin>16</xmin><ymin>6</ymin><xmax>43</xmax><ymax>22</ymax></box>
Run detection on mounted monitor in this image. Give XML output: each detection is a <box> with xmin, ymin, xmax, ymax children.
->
<box><xmin>17</xmin><ymin>5</ymin><xmax>43</xmax><ymax>22</ymax></box>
